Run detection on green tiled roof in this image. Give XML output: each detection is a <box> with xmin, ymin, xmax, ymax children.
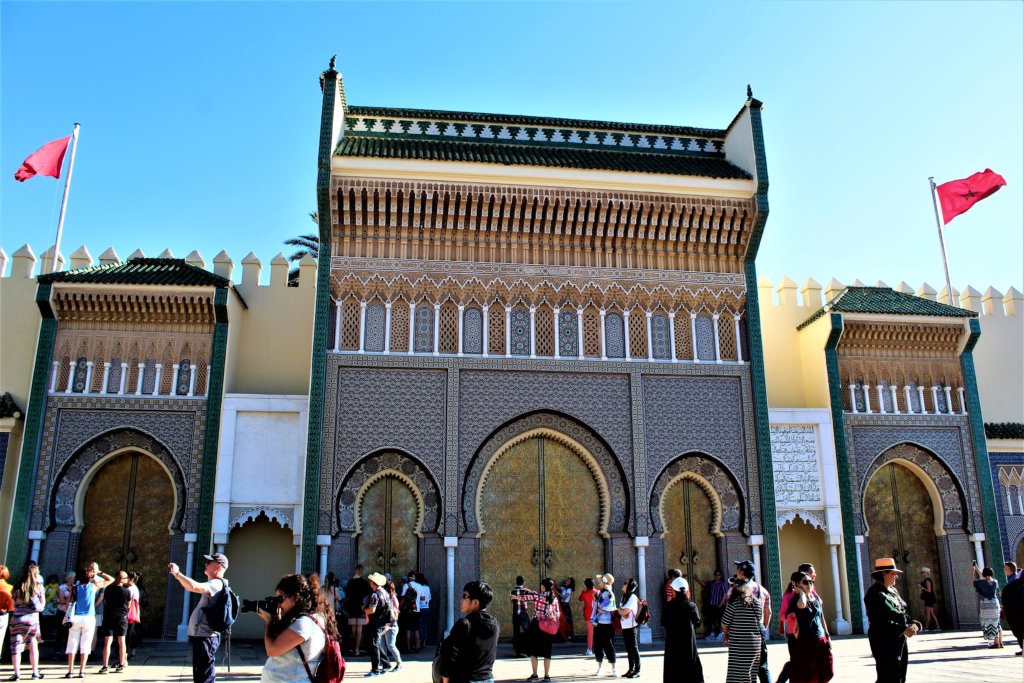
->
<box><xmin>38</xmin><ymin>258</ymin><xmax>230</xmax><ymax>287</ymax></box>
<box><xmin>0</xmin><ymin>392</ymin><xmax>22</xmax><ymax>419</ymax></box>
<box><xmin>336</xmin><ymin>136</ymin><xmax>752</xmax><ymax>179</ymax></box>
<box><xmin>798</xmin><ymin>287</ymin><xmax>977</xmax><ymax>330</ymax></box>
<box><xmin>346</xmin><ymin>106</ymin><xmax>727</xmax><ymax>137</ymax></box>
<box><xmin>985</xmin><ymin>422</ymin><xmax>1024</xmax><ymax>439</ymax></box>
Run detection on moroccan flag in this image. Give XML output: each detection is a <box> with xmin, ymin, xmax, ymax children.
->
<box><xmin>13</xmin><ymin>135</ymin><xmax>72</xmax><ymax>182</ymax></box>
<box><xmin>935</xmin><ymin>169</ymin><xmax>1007</xmax><ymax>224</ymax></box>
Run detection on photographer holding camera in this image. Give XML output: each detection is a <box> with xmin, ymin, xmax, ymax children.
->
<box><xmin>256</xmin><ymin>573</ymin><xmax>340</xmax><ymax>683</ymax></box>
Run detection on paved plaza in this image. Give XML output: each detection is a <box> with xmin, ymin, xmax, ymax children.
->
<box><xmin>16</xmin><ymin>631</ymin><xmax>1022</xmax><ymax>683</ymax></box>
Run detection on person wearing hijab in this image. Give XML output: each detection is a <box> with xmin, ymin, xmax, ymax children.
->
<box><xmin>661</xmin><ymin>576</ymin><xmax>703</xmax><ymax>683</ymax></box>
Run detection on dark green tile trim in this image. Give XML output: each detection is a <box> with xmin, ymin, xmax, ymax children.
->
<box><xmin>6</xmin><ymin>284</ymin><xmax>56</xmax><ymax>570</ymax></box>
<box><xmin>300</xmin><ymin>66</ymin><xmax>341</xmax><ymax>572</ymax></box>
<box><xmin>961</xmin><ymin>318</ymin><xmax>1005</xmax><ymax>571</ymax></box>
<box><xmin>193</xmin><ymin>287</ymin><xmax>229</xmax><ymax>576</ymax></box>
<box><xmin>824</xmin><ymin>313</ymin><xmax>864</xmax><ymax>633</ymax></box>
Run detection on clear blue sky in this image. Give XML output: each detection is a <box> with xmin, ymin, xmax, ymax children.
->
<box><xmin>3</xmin><ymin>1</ymin><xmax>1021</xmax><ymax>293</ymax></box>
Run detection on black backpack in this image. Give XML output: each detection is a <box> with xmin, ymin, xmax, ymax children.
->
<box><xmin>203</xmin><ymin>579</ymin><xmax>240</xmax><ymax>633</ymax></box>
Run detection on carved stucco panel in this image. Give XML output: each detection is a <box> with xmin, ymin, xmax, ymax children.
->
<box><xmin>770</xmin><ymin>425</ymin><xmax>822</xmax><ymax>507</ymax></box>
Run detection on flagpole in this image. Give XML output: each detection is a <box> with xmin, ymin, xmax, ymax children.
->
<box><xmin>50</xmin><ymin>123</ymin><xmax>81</xmax><ymax>273</ymax></box>
<box><xmin>928</xmin><ymin>176</ymin><xmax>954</xmax><ymax>301</ymax></box>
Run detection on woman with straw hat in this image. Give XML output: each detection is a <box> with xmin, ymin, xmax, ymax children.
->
<box><xmin>863</xmin><ymin>558</ymin><xmax>921</xmax><ymax>683</ymax></box>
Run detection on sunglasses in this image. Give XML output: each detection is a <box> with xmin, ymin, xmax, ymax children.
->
<box><xmin>801</xmin><ymin>580</ymin><xmax>814</xmax><ymax>586</ymax></box>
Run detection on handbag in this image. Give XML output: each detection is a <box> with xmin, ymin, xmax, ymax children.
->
<box><xmin>127</xmin><ymin>599</ymin><xmax>141</xmax><ymax>625</ymax></box>
<box><xmin>538</xmin><ymin>600</ymin><xmax>561</xmax><ymax>635</ymax></box>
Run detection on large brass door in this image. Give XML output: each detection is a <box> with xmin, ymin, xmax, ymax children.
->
<box><xmin>480</xmin><ymin>437</ymin><xmax>604</xmax><ymax>638</ymax></box>
<box><xmin>865</xmin><ymin>463</ymin><xmax>943</xmax><ymax>625</ymax></box>
<box><xmin>78</xmin><ymin>452</ymin><xmax>175</xmax><ymax>637</ymax></box>
<box><xmin>357</xmin><ymin>475</ymin><xmax>419</xmax><ymax>576</ymax></box>
<box><xmin>662</xmin><ymin>478</ymin><xmax>717</xmax><ymax>635</ymax></box>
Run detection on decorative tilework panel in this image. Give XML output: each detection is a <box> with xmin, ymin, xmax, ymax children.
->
<box><xmin>510</xmin><ymin>309</ymin><xmax>530</xmax><ymax>356</ymax></box>
<box><xmin>605</xmin><ymin>313</ymin><xmax>625</xmax><ymax>358</ymax></box>
<box><xmin>141</xmin><ymin>359</ymin><xmax>157</xmax><ymax>395</ymax></box>
<box><xmin>72</xmin><ymin>358</ymin><xmax>88</xmax><ymax>393</ymax></box>
<box><xmin>651</xmin><ymin>314</ymin><xmax>671</xmax><ymax>360</ymax></box>
<box><xmin>558</xmin><ymin>310</ymin><xmax>579</xmax><ymax>357</ymax></box>
<box><xmin>365</xmin><ymin>304</ymin><xmax>386</xmax><ymax>352</ymax></box>
<box><xmin>463</xmin><ymin>308</ymin><xmax>483</xmax><ymax>354</ymax></box>
<box><xmin>106</xmin><ymin>359</ymin><xmax>123</xmax><ymax>394</ymax></box>
<box><xmin>880</xmin><ymin>380</ymin><xmax>893</xmax><ymax>413</ymax></box>
<box><xmin>854</xmin><ymin>381</ymin><xmax>867</xmax><ymax>413</ymax></box>
<box><xmin>909</xmin><ymin>382</ymin><xmax>921</xmax><ymax>413</ymax></box>
<box><xmin>936</xmin><ymin>384</ymin><xmax>948</xmax><ymax>414</ymax></box>
<box><xmin>695</xmin><ymin>315</ymin><xmax>715</xmax><ymax>361</ymax></box>
<box><xmin>641</xmin><ymin>376</ymin><xmax>747</xmax><ymax>491</ymax></box>
<box><xmin>414</xmin><ymin>307</ymin><xmax>435</xmax><ymax>353</ymax></box>
<box><xmin>176</xmin><ymin>360</ymin><xmax>191</xmax><ymax>395</ymax></box>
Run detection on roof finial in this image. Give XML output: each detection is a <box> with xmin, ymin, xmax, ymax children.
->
<box><xmin>747</xmin><ymin>84</ymin><xmax>753</xmax><ymax>98</ymax></box>
<box><xmin>329</xmin><ymin>54</ymin><xmax>337</xmax><ymax>71</ymax></box>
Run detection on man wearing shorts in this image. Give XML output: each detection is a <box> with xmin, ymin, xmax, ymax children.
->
<box><xmin>65</xmin><ymin>563</ymin><xmax>115</xmax><ymax>678</ymax></box>
<box><xmin>345</xmin><ymin>566</ymin><xmax>371</xmax><ymax>655</ymax></box>
<box><xmin>98</xmin><ymin>572</ymin><xmax>131</xmax><ymax>673</ymax></box>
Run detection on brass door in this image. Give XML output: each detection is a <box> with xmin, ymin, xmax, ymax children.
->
<box><xmin>357</xmin><ymin>475</ymin><xmax>419</xmax><ymax>576</ymax></box>
<box><xmin>480</xmin><ymin>437</ymin><xmax>604</xmax><ymax>638</ymax></box>
<box><xmin>865</xmin><ymin>463</ymin><xmax>943</xmax><ymax>625</ymax></box>
<box><xmin>662</xmin><ymin>478</ymin><xmax>717</xmax><ymax>635</ymax></box>
<box><xmin>78</xmin><ymin>452</ymin><xmax>175</xmax><ymax>637</ymax></box>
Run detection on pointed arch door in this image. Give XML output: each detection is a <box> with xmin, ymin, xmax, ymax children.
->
<box><xmin>661</xmin><ymin>477</ymin><xmax>718</xmax><ymax>634</ymax></box>
<box><xmin>77</xmin><ymin>452</ymin><xmax>175</xmax><ymax>637</ymax></box>
<box><xmin>865</xmin><ymin>462</ymin><xmax>944</xmax><ymax>625</ymax></box>
<box><xmin>479</xmin><ymin>437</ymin><xmax>604</xmax><ymax>638</ymax></box>
<box><xmin>357</xmin><ymin>474</ymin><xmax>419</xmax><ymax>576</ymax></box>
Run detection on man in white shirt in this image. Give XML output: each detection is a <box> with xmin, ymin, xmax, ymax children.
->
<box><xmin>169</xmin><ymin>553</ymin><xmax>229</xmax><ymax>683</ymax></box>
<box><xmin>401</xmin><ymin>572</ymin><xmax>423</xmax><ymax>652</ymax></box>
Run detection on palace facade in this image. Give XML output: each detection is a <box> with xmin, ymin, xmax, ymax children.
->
<box><xmin>1</xmin><ymin>63</ymin><xmax>1020</xmax><ymax>642</ymax></box>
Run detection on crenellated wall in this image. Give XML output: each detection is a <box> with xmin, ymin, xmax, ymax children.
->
<box><xmin>757</xmin><ymin>276</ymin><xmax>1024</xmax><ymax>426</ymax></box>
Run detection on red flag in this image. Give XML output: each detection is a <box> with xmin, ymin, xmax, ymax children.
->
<box><xmin>13</xmin><ymin>135</ymin><xmax>72</xmax><ymax>182</ymax></box>
<box><xmin>935</xmin><ymin>169</ymin><xmax>1007</xmax><ymax>224</ymax></box>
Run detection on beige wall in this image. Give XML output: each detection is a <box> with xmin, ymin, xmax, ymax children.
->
<box><xmin>223</xmin><ymin>516</ymin><xmax>297</xmax><ymax>639</ymax></box>
<box><xmin>778</xmin><ymin>517</ymin><xmax>838</xmax><ymax>625</ymax></box>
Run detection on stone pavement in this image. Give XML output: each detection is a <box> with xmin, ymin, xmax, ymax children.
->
<box><xmin>15</xmin><ymin>631</ymin><xmax>1023</xmax><ymax>683</ymax></box>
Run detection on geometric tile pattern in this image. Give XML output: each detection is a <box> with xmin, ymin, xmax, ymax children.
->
<box><xmin>648</xmin><ymin>453</ymin><xmax>745</xmax><ymax>533</ymax></box>
<box><xmin>365</xmin><ymin>303</ymin><xmax>386</xmax><ymax>352</ymax></box>
<box><xmin>336</xmin><ymin>449</ymin><xmax>441</xmax><ymax>534</ymax></box>
<box><xmin>695</xmin><ymin>314</ymin><xmax>716</xmax><ymax>361</ymax></box>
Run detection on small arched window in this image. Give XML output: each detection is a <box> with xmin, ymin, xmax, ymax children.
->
<box><xmin>510</xmin><ymin>309</ymin><xmax>531</xmax><ymax>356</ymax></box>
<box><xmin>853</xmin><ymin>380</ymin><xmax>867</xmax><ymax>413</ymax></box>
<box><xmin>72</xmin><ymin>357</ymin><xmax>89</xmax><ymax>393</ymax></box>
<box><xmin>651</xmin><ymin>314</ymin><xmax>671</xmax><ymax>360</ymax></box>
<box><xmin>463</xmin><ymin>307</ymin><xmax>483</xmax><ymax>354</ymax></box>
<box><xmin>935</xmin><ymin>382</ymin><xmax>948</xmax><ymax>413</ymax></box>
<box><xmin>1007</xmin><ymin>485</ymin><xmax>1019</xmax><ymax>515</ymax></box>
<box><xmin>141</xmin><ymin>358</ymin><xmax>158</xmax><ymax>394</ymax></box>
<box><xmin>908</xmin><ymin>381</ymin><xmax>921</xmax><ymax>413</ymax></box>
<box><xmin>413</xmin><ymin>306</ymin><xmax>434</xmax><ymax>353</ymax></box>
<box><xmin>605</xmin><ymin>313</ymin><xmax>625</xmax><ymax>358</ymax></box>
<box><xmin>365</xmin><ymin>303</ymin><xmax>386</xmax><ymax>352</ymax></box>
<box><xmin>176</xmin><ymin>359</ymin><xmax>192</xmax><ymax>395</ymax></box>
<box><xmin>880</xmin><ymin>380</ymin><xmax>894</xmax><ymax>413</ymax></box>
<box><xmin>106</xmin><ymin>358</ymin><xmax>123</xmax><ymax>394</ymax></box>
<box><xmin>695</xmin><ymin>314</ymin><xmax>715</xmax><ymax>361</ymax></box>
<box><xmin>558</xmin><ymin>309</ymin><xmax>579</xmax><ymax>357</ymax></box>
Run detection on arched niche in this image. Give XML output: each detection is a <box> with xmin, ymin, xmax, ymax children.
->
<box><xmin>650</xmin><ymin>452</ymin><xmax>745</xmax><ymax>535</ymax></box>
<box><xmin>336</xmin><ymin>449</ymin><xmax>441</xmax><ymax>535</ymax></box>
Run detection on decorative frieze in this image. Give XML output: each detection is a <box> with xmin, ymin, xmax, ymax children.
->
<box><xmin>770</xmin><ymin>425</ymin><xmax>822</xmax><ymax>506</ymax></box>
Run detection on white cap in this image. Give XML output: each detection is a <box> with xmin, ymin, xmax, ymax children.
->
<box><xmin>669</xmin><ymin>577</ymin><xmax>688</xmax><ymax>592</ymax></box>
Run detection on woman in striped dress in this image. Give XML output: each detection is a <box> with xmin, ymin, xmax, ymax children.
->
<box><xmin>971</xmin><ymin>564</ymin><xmax>1003</xmax><ymax>648</ymax></box>
<box><xmin>722</xmin><ymin>580</ymin><xmax>765</xmax><ymax>683</ymax></box>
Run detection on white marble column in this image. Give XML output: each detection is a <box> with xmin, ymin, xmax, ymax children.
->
<box><xmin>903</xmin><ymin>386</ymin><xmax>913</xmax><ymax>414</ymax></box>
<box><xmin>645</xmin><ymin>311</ymin><xmax>653</xmax><ymax>360</ymax></box>
<box><xmin>876</xmin><ymin>385</ymin><xmax>886</xmax><ymax>413</ymax></box>
<box><xmin>66</xmin><ymin>361</ymin><xmax>76</xmax><ymax>393</ymax></box>
<box><xmin>358</xmin><ymin>302</ymin><xmax>368</xmax><ymax>353</ymax></box>
<box><xmin>504</xmin><ymin>307</ymin><xmax>512</xmax><ymax>358</ymax></box>
<box><xmin>432</xmin><ymin>303</ymin><xmax>440</xmax><ymax>355</ymax></box>
<box><xmin>135</xmin><ymin>363</ymin><xmax>145</xmax><ymax>395</ymax></box>
<box><xmin>408</xmin><ymin>302</ymin><xmax>416</xmax><ymax>355</ymax></box>
<box><xmin>119</xmin><ymin>363</ymin><xmax>128</xmax><ymax>395</ymax></box>
<box><xmin>931</xmin><ymin>386</ymin><xmax>940</xmax><ymax>414</ymax></box>
<box><xmin>444</xmin><ymin>536</ymin><xmax>458</xmax><ymax>637</ymax></box>
<box><xmin>553</xmin><ymin>306</ymin><xmax>561</xmax><ymax>359</ymax></box>
<box><xmin>28</xmin><ymin>530</ymin><xmax>45</xmax><ymax>563</ymax></box>
<box><xmin>529</xmin><ymin>306</ymin><xmax>536</xmax><ymax>358</ymax></box>
<box><xmin>689</xmin><ymin>312</ymin><xmax>698</xmax><ymax>362</ymax></box>
<box><xmin>623</xmin><ymin>310</ymin><xmax>632</xmax><ymax>360</ymax></box>
<box><xmin>100</xmin><ymin>362</ymin><xmax>111</xmax><ymax>395</ymax></box>
<box><xmin>172</xmin><ymin>364</ymin><xmax>180</xmax><ymax>395</ymax></box>
<box><xmin>863</xmin><ymin>388</ymin><xmax>872</xmax><ymax>414</ymax></box>
<box><xmin>889</xmin><ymin>385</ymin><xmax>900</xmax><ymax>414</ymax></box>
<box><xmin>712</xmin><ymin>313</ymin><xmax>722</xmax><ymax>363</ymax></box>
<box><xmin>482</xmin><ymin>304</ymin><xmax>490</xmax><ymax>357</ymax></box>
<box><xmin>828</xmin><ymin>539</ymin><xmax>851</xmax><ymax>634</ymax></box>
<box><xmin>84</xmin><ymin>362</ymin><xmax>94</xmax><ymax>394</ymax></box>
<box><xmin>849</xmin><ymin>385</ymin><xmax>859</xmax><ymax>413</ymax></box>
<box><xmin>384</xmin><ymin>303</ymin><xmax>392</xmax><ymax>354</ymax></box>
<box><xmin>733</xmin><ymin>315</ymin><xmax>743</xmax><ymax>362</ymax></box>
<box><xmin>635</xmin><ymin>536</ymin><xmax>652</xmax><ymax>644</ymax></box>
<box><xmin>334</xmin><ymin>300</ymin><xmax>342</xmax><ymax>351</ymax></box>
<box><xmin>917</xmin><ymin>385</ymin><xmax>926</xmax><ymax>414</ymax></box>
<box><xmin>188</xmin><ymin>366</ymin><xmax>196</xmax><ymax>397</ymax></box>
<box><xmin>50</xmin><ymin>361</ymin><xmax>60</xmax><ymax>393</ymax></box>
<box><xmin>599</xmin><ymin>310</ymin><xmax>608</xmax><ymax>360</ymax></box>
<box><xmin>203</xmin><ymin>365</ymin><xmax>210</xmax><ymax>396</ymax></box>
<box><xmin>576</xmin><ymin>308</ymin><xmax>585</xmax><ymax>360</ymax></box>
<box><xmin>153</xmin><ymin>364</ymin><xmax>163</xmax><ymax>396</ymax></box>
<box><xmin>854</xmin><ymin>536</ymin><xmax>869</xmax><ymax>634</ymax></box>
<box><xmin>970</xmin><ymin>533</ymin><xmax>986</xmax><ymax>568</ymax></box>
<box><xmin>317</xmin><ymin>535</ymin><xmax>332</xmax><ymax>580</ymax></box>
<box><xmin>457</xmin><ymin>304</ymin><xmax>465</xmax><ymax>356</ymax></box>
<box><xmin>958</xmin><ymin>387</ymin><xmax>967</xmax><ymax>414</ymax></box>
<box><xmin>748</xmin><ymin>535</ymin><xmax>764</xmax><ymax>586</ymax></box>
<box><xmin>177</xmin><ymin>533</ymin><xmax>198</xmax><ymax>642</ymax></box>
<box><xmin>668</xmin><ymin>312</ymin><xmax>678</xmax><ymax>362</ymax></box>
<box><xmin>944</xmin><ymin>386</ymin><xmax>954</xmax><ymax>415</ymax></box>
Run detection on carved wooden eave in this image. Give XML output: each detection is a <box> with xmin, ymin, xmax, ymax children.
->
<box><xmin>50</xmin><ymin>284</ymin><xmax>218</xmax><ymax>330</ymax></box>
<box><xmin>329</xmin><ymin>178</ymin><xmax>756</xmax><ymax>274</ymax></box>
<box><xmin>836</xmin><ymin>318</ymin><xmax>968</xmax><ymax>360</ymax></box>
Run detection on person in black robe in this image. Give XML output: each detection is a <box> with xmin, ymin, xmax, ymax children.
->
<box><xmin>661</xmin><ymin>577</ymin><xmax>703</xmax><ymax>683</ymax></box>
<box><xmin>1001</xmin><ymin>573</ymin><xmax>1024</xmax><ymax>655</ymax></box>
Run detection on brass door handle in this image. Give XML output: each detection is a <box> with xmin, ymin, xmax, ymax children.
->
<box><xmin>531</xmin><ymin>548</ymin><xmax>540</xmax><ymax>567</ymax></box>
<box><xmin>544</xmin><ymin>547</ymin><xmax>553</xmax><ymax>568</ymax></box>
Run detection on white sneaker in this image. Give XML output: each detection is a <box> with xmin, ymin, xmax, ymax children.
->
<box><xmin>584</xmin><ymin>649</ymin><xmax>594</xmax><ymax>656</ymax></box>
<box><xmin>610</xmin><ymin>668</ymin><xmax>619</xmax><ymax>677</ymax></box>
<box><xmin>594</xmin><ymin>665</ymin><xmax>603</xmax><ymax>676</ymax></box>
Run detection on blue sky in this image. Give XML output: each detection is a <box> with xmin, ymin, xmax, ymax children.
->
<box><xmin>3</xmin><ymin>1</ymin><xmax>1021</xmax><ymax>293</ymax></box>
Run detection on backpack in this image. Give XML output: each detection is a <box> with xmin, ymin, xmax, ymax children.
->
<box><xmin>298</xmin><ymin>616</ymin><xmax>346</xmax><ymax>683</ymax></box>
<box><xmin>635</xmin><ymin>598</ymin><xmax>651</xmax><ymax>626</ymax></box>
<box><xmin>367</xmin><ymin>590</ymin><xmax>391</xmax><ymax>630</ymax></box>
<box><xmin>202</xmin><ymin>579</ymin><xmax>240</xmax><ymax>633</ymax></box>
<box><xmin>400</xmin><ymin>586</ymin><xmax>418</xmax><ymax>614</ymax></box>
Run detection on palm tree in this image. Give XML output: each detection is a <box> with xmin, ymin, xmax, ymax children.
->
<box><xmin>285</xmin><ymin>211</ymin><xmax>320</xmax><ymax>286</ymax></box>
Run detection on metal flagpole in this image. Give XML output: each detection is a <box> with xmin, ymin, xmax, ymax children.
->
<box><xmin>928</xmin><ymin>177</ymin><xmax>954</xmax><ymax>301</ymax></box>
<box><xmin>50</xmin><ymin>123</ymin><xmax>81</xmax><ymax>273</ymax></box>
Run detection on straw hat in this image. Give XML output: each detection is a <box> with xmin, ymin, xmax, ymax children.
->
<box><xmin>367</xmin><ymin>572</ymin><xmax>387</xmax><ymax>587</ymax></box>
<box><xmin>872</xmin><ymin>558</ymin><xmax>903</xmax><ymax>573</ymax></box>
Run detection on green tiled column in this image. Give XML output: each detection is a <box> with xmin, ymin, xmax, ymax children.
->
<box><xmin>6</xmin><ymin>284</ymin><xmax>56</xmax><ymax>570</ymax></box>
<box><xmin>961</xmin><ymin>318</ymin><xmax>1005</xmax><ymax>571</ymax></box>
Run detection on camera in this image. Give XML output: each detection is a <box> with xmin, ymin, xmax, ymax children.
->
<box><xmin>240</xmin><ymin>595</ymin><xmax>282</xmax><ymax>614</ymax></box>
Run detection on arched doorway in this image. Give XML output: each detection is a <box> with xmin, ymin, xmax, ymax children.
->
<box><xmin>479</xmin><ymin>436</ymin><xmax>605</xmax><ymax>638</ymax></box>
<box><xmin>660</xmin><ymin>476</ymin><xmax>718</xmax><ymax>635</ymax></box>
<box><xmin>865</xmin><ymin>462</ymin><xmax>944</xmax><ymax>626</ymax></box>
<box><xmin>225</xmin><ymin>513</ymin><xmax>295</xmax><ymax>639</ymax></box>
<box><xmin>357</xmin><ymin>473</ymin><xmax>420</xmax><ymax>577</ymax></box>
<box><xmin>77</xmin><ymin>451</ymin><xmax>175</xmax><ymax>637</ymax></box>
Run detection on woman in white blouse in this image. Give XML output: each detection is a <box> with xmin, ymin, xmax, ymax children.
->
<box><xmin>258</xmin><ymin>574</ymin><xmax>339</xmax><ymax>683</ymax></box>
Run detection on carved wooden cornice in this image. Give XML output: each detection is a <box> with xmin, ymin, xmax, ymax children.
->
<box><xmin>837</xmin><ymin>320</ymin><xmax>964</xmax><ymax>359</ymax></box>
<box><xmin>330</xmin><ymin>178</ymin><xmax>755</xmax><ymax>274</ymax></box>
<box><xmin>52</xmin><ymin>289</ymin><xmax>217</xmax><ymax>329</ymax></box>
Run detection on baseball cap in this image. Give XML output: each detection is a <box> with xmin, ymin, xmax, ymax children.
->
<box><xmin>203</xmin><ymin>553</ymin><xmax>229</xmax><ymax>569</ymax></box>
<box><xmin>669</xmin><ymin>577</ymin><xmax>688</xmax><ymax>592</ymax></box>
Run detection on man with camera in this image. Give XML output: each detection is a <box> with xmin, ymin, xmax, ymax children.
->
<box><xmin>169</xmin><ymin>553</ymin><xmax>229</xmax><ymax>683</ymax></box>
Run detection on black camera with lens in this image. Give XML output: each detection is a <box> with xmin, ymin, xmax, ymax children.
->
<box><xmin>240</xmin><ymin>595</ymin><xmax>282</xmax><ymax>614</ymax></box>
